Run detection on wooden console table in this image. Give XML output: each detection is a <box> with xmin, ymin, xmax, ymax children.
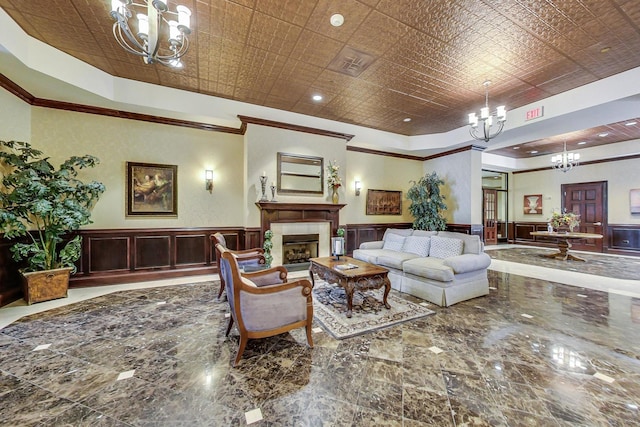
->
<box><xmin>530</xmin><ymin>231</ymin><xmax>603</xmax><ymax>261</ymax></box>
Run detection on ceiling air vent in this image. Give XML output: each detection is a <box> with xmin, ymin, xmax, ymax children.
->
<box><xmin>328</xmin><ymin>46</ymin><xmax>376</xmax><ymax>77</ymax></box>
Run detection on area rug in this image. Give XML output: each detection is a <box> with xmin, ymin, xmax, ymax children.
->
<box><xmin>485</xmin><ymin>247</ymin><xmax>640</xmax><ymax>280</ymax></box>
<box><xmin>312</xmin><ymin>281</ymin><xmax>435</xmax><ymax>340</ymax></box>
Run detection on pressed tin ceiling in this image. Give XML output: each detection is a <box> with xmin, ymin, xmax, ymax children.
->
<box><xmin>2</xmin><ymin>0</ymin><xmax>640</xmax><ymax>145</ymax></box>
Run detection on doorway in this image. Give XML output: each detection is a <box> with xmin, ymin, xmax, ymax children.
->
<box><xmin>561</xmin><ymin>181</ymin><xmax>607</xmax><ymax>252</ymax></box>
<box><xmin>482</xmin><ymin>170</ymin><xmax>508</xmax><ymax>244</ymax></box>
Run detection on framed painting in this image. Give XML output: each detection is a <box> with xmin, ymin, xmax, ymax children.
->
<box><xmin>366</xmin><ymin>189</ymin><xmax>402</xmax><ymax>215</ymax></box>
<box><xmin>631</xmin><ymin>189</ymin><xmax>640</xmax><ymax>214</ymax></box>
<box><xmin>523</xmin><ymin>194</ymin><xmax>542</xmax><ymax>214</ymax></box>
<box><xmin>126</xmin><ymin>162</ymin><xmax>177</xmax><ymax>216</ymax></box>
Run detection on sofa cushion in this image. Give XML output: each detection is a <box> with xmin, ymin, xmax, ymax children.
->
<box><xmin>352</xmin><ymin>249</ymin><xmax>386</xmax><ymax>264</ymax></box>
<box><xmin>429</xmin><ymin>236</ymin><xmax>464</xmax><ymax>259</ymax></box>
<box><xmin>382</xmin><ymin>233</ymin><xmax>406</xmax><ymax>251</ymax></box>
<box><xmin>383</xmin><ymin>228</ymin><xmax>414</xmax><ymax>240</ymax></box>
<box><xmin>377</xmin><ymin>251</ymin><xmax>421</xmax><ymax>269</ymax></box>
<box><xmin>437</xmin><ymin>231</ymin><xmax>482</xmax><ymax>255</ymax></box>
<box><xmin>401</xmin><ymin>236</ymin><xmax>431</xmax><ymax>257</ymax></box>
<box><xmin>403</xmin><ymin>257</ymin><xmax>454</xmax><ymax>282</ymax></box>
<box><xmin>411</xmin><ymin>230</ymin><xmax>438</xmax><ymax>238</ymax></box>
<box><xmin>443</xmin><ymin>253</ymin><xmax>492</xmax><ymax>274</ymax></box>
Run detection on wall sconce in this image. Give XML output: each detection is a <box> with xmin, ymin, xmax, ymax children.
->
<box><xmin>205</xmin><ymin>170</ymin><xmax>213</xmax><ymax>193</ymax></box>
<box><xmin>355</xmin><ymin>180</ymin><xmax>362</xmax><ymax>196</ymax></box>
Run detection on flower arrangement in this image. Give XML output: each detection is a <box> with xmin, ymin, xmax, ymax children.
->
<box><xmin>326</xmin><ymin>160</ymin><xmax>341</xmax><ymax>190</ymax></box>
<box><xmin>549</xmin><ymin>210</ymin><xmax>580</xmax><ymax>231</ymax></box>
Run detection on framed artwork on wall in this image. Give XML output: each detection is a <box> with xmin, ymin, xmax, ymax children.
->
<box><xmin>631</xmin><ymin>189</ymin><xmax>640</xmax><ymax>214</ymax></box>
<box><xmin>126</xmin><ymin>162</ymin><xmax>178</xmax><ymax>216</ymax></box>
<box><xmin>523</xmin><ymin>194</ymin><xmax>542</xmax><ymax>214</ymax></box>
<box><xmin>366</xmin><ymin>189</ymin><xmax>402</xmax><ymax>215</ymax></box>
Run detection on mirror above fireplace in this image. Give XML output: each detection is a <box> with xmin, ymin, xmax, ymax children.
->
<box><xmin>277</xmin><ymin>152</ymin><xmax>323</xmax><ymax>195</ymax></box>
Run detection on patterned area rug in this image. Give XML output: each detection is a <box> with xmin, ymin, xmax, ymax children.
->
<box><xmin>312</xmin><ymin>281</ymin><xmax>435</xmax><ymax>340</ymax></box>
<box><xmin>486</xmin><ymin>247</ymin><xmax>640</xmax><ymax>280</ymax></box>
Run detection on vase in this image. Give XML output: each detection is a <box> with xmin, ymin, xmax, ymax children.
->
<box><xmin>332</xmin><ymin>187</ymin><xmax>339</xmax><ymax>204</ymax></box>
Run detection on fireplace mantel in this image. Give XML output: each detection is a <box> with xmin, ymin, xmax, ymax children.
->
<box><xmin>256</xmin><ymin>202</ymin><xmax>346</xmax><ymax>239</ymax></box>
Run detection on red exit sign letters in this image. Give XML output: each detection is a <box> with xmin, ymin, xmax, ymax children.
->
<box><xmin>525</xmin><ymin>106</ymin><xmax>544</xmax><ymax>121</ymax></box>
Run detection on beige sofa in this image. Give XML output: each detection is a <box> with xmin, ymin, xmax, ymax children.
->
<box><xmin>352</xmin><ymin>229</ymin><xmax>491</xmax><ymax>307</ymax></box>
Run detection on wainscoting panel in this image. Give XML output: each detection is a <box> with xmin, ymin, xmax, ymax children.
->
<box><xmin>175</xmin><ymin>235</ymin><xmax>207</xmax><ymax>266</ymax></box>
<box><xmin>135</xmin><ymin>236</ymin><xmax>171</xmax><ymax>269</ymax></box>
<box><xmin>88</xmin><ymin>237</ymin><xmax>130</xmax><ymax>273</ymax></box>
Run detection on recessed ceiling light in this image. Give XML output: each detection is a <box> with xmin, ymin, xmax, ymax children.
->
<box><xmin>598</xmin><ymin>132</ymin><xmax>609</xmax><ymax>137</ymax></box>
<box><xmin>530</xmin><ymin>150</ymin><xmax>538</xmax><ymax>154</ymax></box>
<box><xmin>312</xmin><ymin>94</ymin><xmax>323</xmax><ymax>101</ymax></box>
<box><xmin>512</xmin><ymin>146</ymin><xmax>520</xmax><ymax>150</ymax></box>
<box><xmin>330</xmin><ymin>14</ymin><xmax>344</xmax><ymax>27</ymax></box>
<box><xmin>625</xmin><ymin>121</ymin><xmax>637</xmax><ymax>126</ymax></box>
<box><xmin>600</xmin><ymin>47</ymin><xmax>611</xmax><ymax>53</ymax></box>
<box><xmin>403</xmin><ymin>117</ymin><xmax>411</xmax><ymax>122</ymax></box>
<box><xmin>578</xmin><ymin>141</ymin><xmax>587</xmax><ymax>145</ymax></box>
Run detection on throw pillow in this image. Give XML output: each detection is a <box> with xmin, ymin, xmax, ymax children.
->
<box><xmin>401</xmin><ymin>236</ymin><xmax>431</xmax><ymax>256</ymax></box>
<box><xmin>429</xmin><ymin>236</ymin><xmax>464</xmax><ymax>259</ymax></box>
<box><xmin>382</xmin><ymin>233</ymin><xmax>406</xmax><ymax>251</ymax></box>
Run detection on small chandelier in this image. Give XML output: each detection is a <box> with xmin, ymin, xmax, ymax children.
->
<box><xmin>468</xmin><ymin>80</ymin><xmax>507</xmax><ymax>142</ymax></box>
<box><xmin>110</xmin><ymin>0</ymin><xmax>192</xmax><ymax>68</ymax></box>
<box><xmin>551</xmin><ymin>141</ymin><xmax>580</xmax><ymax>172</ymax></box>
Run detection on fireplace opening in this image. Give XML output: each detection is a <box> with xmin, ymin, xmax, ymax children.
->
<box><xmin>282</xmin><ymin>234</ymin><xmax>319</xmax><ymax>266</ymax></box>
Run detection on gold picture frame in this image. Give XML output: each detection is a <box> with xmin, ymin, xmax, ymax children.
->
<box><xmin>366</xmin><ymin>189</ymin><xmax>402</xmax><ymax>215</ymax></box>
<box><xmin>126</xmin><ymin>162</ymin><xmax>178</xmax><ymax>216</ymax></box>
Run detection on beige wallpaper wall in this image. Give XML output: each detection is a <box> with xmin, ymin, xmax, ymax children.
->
<box><xmin>28</xmin><ymin>107</ymin><xmax>245</xmax><ymax>229</ymax></box>
<box><xmin>344</xmin><ymin>150</ymin><xmax>421</xmax><ymax>225</ymax></box>
<box><xmin>512</xmin><ymin>157</ymin><xmax>640</xmax><ymax>224</ymax></box>
<box><xmin>0</xmin><ymin>88</ymin><xmax>31</xmax><ymax>141</ymax></box>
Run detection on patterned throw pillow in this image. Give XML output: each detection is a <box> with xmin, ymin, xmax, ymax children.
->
<box><xmin>429</xmin><ymin>236</ymin><xmax>464</xmax><ymax>259</ymax></box>
<box><xmin>382</xmin><ymin>233</ymin><xmax>406</xmax><ymax>251</ymax></box>
<box><xmin>401</xmin><ymin>236</ymin><xmax>431</xmax><ymax>256</ymax></box>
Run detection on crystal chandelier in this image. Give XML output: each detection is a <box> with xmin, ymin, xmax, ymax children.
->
<box><xmin>551</xmin><ymin>141</ymin><xmax>580</xmax><ymax>172</ymax></box>
<box><xmin>110</xmin><ymin>0</ymin><xmax>192</xmax><ymax>68</ymax></box>
<box><xmin>468</xmin><ymin>81</ymin><xmax>507</xmax><ymax>142</ymax></box>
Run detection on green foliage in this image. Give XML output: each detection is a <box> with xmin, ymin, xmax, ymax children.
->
<box><xmin>407</xmin><ymin>171</ymin><xmax>447</xmax><ymax>231</ymax></box>
<box><xmin>263</xmin><ymin>230</ymin><xmax>273</xmax><ymax>267</ymax></box>
<box><xmin>0</xmin><ymin>140</ymin><xmax>105</xmax><ymax>272</ymax></box>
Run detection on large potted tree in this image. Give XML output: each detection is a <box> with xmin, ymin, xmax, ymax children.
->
<box><xmin>407</xmin><ymin>171</ymin><xmax>447</xmax><ymax>231</ymax></box>
<box><xmin>0</xmin><ymin>140</ymin><xmax>105</xmax><ymax>304</ymax></box>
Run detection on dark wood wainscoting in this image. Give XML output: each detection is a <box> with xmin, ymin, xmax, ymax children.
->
<box><xmin>508</xmin><ymin>221</ymin><xmax>640</xmax><ymax>256</ymax></box>
<box><xmin>0</xmin><ymin>227</ymin><xmax>255</xmax><ymax>306</ymax></box>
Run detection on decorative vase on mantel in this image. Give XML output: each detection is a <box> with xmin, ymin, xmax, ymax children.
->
<box><xmin>331</xmin><ymin>187</ymin><xmax>339</xmax><ymax>204</ymax></box>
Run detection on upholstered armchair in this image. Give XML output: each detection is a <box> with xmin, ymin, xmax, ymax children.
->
<box><xmin>212</xmin><ymin>232</ymin><xmax>265</xmax><ymax>300</ymax></box>
<box><xmin>217</xmin><ymin>245</ymin><xmax>314</xmax><ymax>366</ymax></box>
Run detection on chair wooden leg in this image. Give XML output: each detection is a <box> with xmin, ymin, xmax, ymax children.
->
<box><xmin>233</xmin><ymin>333</ymin><xmax>248</xmax><ymax>367</ymax></box>
<box><xmin>225</xmin><ymin>316</ymin><xmax>234</xmax><ymax>337</ymax></box>
<box><xmin>217</xmin><ymin>280</ymin><xmax>226</xmax><ymax>300</ymax></box>
<box><xmin>305</xmin><ymin>322</ymin><xmax>314</xmax><ymax>348</ymax></box>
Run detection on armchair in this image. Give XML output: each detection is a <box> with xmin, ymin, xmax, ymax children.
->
<box><xmin>218</xmin><ymin>245</ymin><xmax>314</xmax><ymax>366</ymax></box>
<box><xmin>212</xmin><ymin>232</ymin><xmax>265</xmax><ymax>300</ymax></box>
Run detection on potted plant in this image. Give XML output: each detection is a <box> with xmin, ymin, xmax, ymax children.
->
<box><xmin>0</xmin><ymin>140</ymin><xmax>105</xmax><ymax>304</ymax></box>
<box><xmin>407</xmin><ymin>171</ymin><xmax>447</xmax><ymax>231</ymax></box>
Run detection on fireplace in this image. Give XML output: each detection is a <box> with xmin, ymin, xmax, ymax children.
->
<box><xmin>282</xmin><ymin>234</ymin><xmax>319</xmax><ymax>265</ymax></box>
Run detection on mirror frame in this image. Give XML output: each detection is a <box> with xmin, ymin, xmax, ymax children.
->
<box><xmin>277</xmin><ymin>152</ymin><xmax>324</xmax><ymax>195</ymax></box>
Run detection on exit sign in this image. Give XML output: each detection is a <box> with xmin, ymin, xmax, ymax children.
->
<box><xmin>525</xmin><ymin>106</ymin><xmax>544</xmax><ymax>121</ymax></box>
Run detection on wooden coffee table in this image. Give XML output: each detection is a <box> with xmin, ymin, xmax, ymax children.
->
<box><xmin>308</xmin><ymin>256</ymin><xmax>391</xmax><ymax>318</ymax></box>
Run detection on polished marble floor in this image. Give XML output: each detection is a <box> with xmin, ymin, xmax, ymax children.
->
<box><xmin>1</xmin><ymin>246</ymin><xmax>640</xmax><ymax>426</ymax></box>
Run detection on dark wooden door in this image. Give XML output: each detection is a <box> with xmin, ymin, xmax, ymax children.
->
<box><xmin>483</xmin><ymin>189</ymin><xmax>498</xmax><ymax>245</ymax></box>
<box><xmin>562</xmin><ymin>181</ymin><xmax>607</xmax><ymax>252</ymax></box>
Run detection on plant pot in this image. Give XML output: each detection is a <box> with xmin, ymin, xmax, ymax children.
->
<box><xmin>21</xmin><ymin>267</ymin><xmax>72</xmax><ymax>305</ymax></box>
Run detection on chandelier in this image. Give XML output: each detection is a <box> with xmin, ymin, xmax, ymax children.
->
<box><xmin>110</xmin><ymin>0</ymin><xmax>192</xmax><ymax>68</ymax></box>
<box><xmin>468</xmin><ymin>81</ymin><xmax>507</xmax><ymax>142</ymax></box>
<box><xmin>551</xmin><ymin>141</ymin><xmax>580</xmax><ymax>172</ymax></box>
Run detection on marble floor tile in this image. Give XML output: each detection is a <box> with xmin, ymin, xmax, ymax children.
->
<box><xmin>1</xmin><ymin>249</ymin><xmax>640</xmax><ymax>426</ymax></box>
